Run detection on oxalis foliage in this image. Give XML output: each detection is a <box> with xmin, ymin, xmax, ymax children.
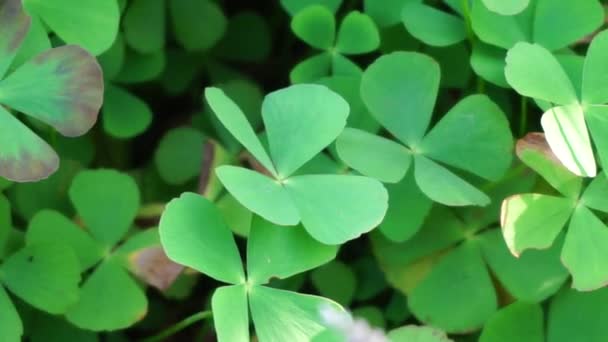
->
<box><xmin>1</xmin><ymin>0</ymin><xmax>608</xmax><ymax>341</ymax></box>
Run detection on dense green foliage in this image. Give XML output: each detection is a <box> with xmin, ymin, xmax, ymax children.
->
<box><xmin>2</xmin><ymin>0</ymin><xmax>608</xmax><ymax>341</ymax></box>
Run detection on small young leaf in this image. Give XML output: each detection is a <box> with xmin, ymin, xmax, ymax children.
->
<box><xmin>291</xmin><ymin>5</ymin><xmax>336</xmax><ymax>50</ymax></box>
<box><xmin>290</xmin><ymin>53</ymin><xmax>332</xmax><ymax>84</ymax></box>
<box><xmin>311</xmin><ymin>261</ymin><xmax>356</xmax><ymax>306</ymax></box>
<box><xmin>388</xmin><ymin>325</ymin><xmax>452</xmax><ymax>342</ymax></box>
<box><xmin>159</xmin><ymin>192</ymin><xmax>245</xmax><ymax>284</ymax></box>
<box><xmin>281</xmin><ymin>0</ymin><xmax>342</xmax><ymax>16</ymax></box>
<box><xmin>122</xmin><ymin>0</ymin><xmax>164</xmax><ymax>54</ymax></box>
<box><xmin>335</xmin><ymin>11</ymin><xmax>380</xmax><ymax>54</ymax></box>
<box><xmin>169</xmin><ymin>0</ymin><xmax>227</xmax><ymax>51</ymax></box>
<box><xmin>102</xmin><ymin>84</ymin><xmax>152</xmax><ymax>139</ymax></box>
<box><xmin>154</xmin><ymin>127</ymin><xmax>206</xmax><ymax>185</ymax></box>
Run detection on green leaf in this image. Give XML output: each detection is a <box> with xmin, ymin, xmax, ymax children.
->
<box><xmin>421</xmin><ymin>94</ymin><xmax>513</xmax><ymax>181</ymax></box>
<box><xmin>247</xmin><ymin>216</ymin><xmax>337</xmax><ymax>285</ymax></box>
<box><xmin>0</xmin><ymin>45</ymin><xmax>104</xmax><ymax>137</ymax></box>
<box><xmin>335</xmin><ymin>11</ymin><xmax>379</xmax><ymax>54</ymax></box>
<box><xmin>69</xmin><ymin>170</ymin><xmax>139</xmax><ymax>247</ymax></box>
<box><xmin>368</xmin><ymin>0</ymin><xmax>421</xmax><ymax>28</ymax></box>
<box><xmin>562</xmin><ymin>206</ymin><xmax>608</xmax><ymax>291</ymax></box>
<box><xmin>548</xmin><ymin>287</ymin><xmax>608</xmax><ymax>342</ymax></box>
<box><xmin>97</xmin><ymin>34</ymin><xmax>125</xmax><ymax>80</ymax></box>
<box><xmin>0</xmin><ymin>0</ymin><xmax>30</xmax><ymax>79</ymax></box>
<box><xmin>27</xmin><ymin>311</ymin><xmax>98</xmax><ymax>342</ymax></box>
<box><xmin>581</xmin><ymin>173</ymin><xmax>608</xmax><ymax>212</ymax></box>
<box><xmin>154</xmin><ymin>127</ymin><xmax>206</xmax><ymax>185</ymax></box>
<box><xmin>102</xmin><ymin>84</ymin><xmax>152</xmax><ymax>139</ymax></box>
<box><xmin>159</xmin><ymin>193</ymin><xmax>244</xmax><ymax>284</ymax></box>
<box><xmin>215</xmin><ymin>12</ymin><xmax>271</xmax><ymax>63</ymax></box>
<box><xmin>361</xmin><ymin>52</ymin><xmax>439</xmax><ymax>146</ymax></box>
<box><xmin>380</xmin><ymin>171</ymin><xmax>432</xmax><ymax>242</ymax></box>
<box><xmin>291</xmin><ymin>5</ymin><xmax>336</xmax><ymax>50</ymax></box>
<box><xmin>481</xmin><ymin>0</ymin><xmax>529</xmax><ymax>15</ymax></box>
<box><xmin>401</xmin><ymin>2</ymin><xmax>466</xmax><ymax>47</ymax></box>
<box><xmin>24</xmin><ymin>0</ymin><xmax>120</xmax><ymax>55</ymax></box>
<box><xmin>409</xmin><ymin>242</ymin><xmax>497</xmax><ymax>333</ymax></box>
<box><xmin>262</xmin><ymin>84</ymin><xmax>348</xmax><ymax>178</ymax></box>
<box><xmin>0</xmin><ymin>195</ymin><xmax>9</xmax><ymax>256</ymax></box>
<box><xmin>0</xmin><ymin>105</ymin><xmax>58</xmax><ymax>182</ymax></box>
<box><xmin>500</xmin><ymin>194</ymin><xmax>574</xmax><ymax>256</ymax></box>
<box><xmin>533</xmin><ymin>0</ymin><xmax>603</xmax><ymax>51</ymax></box>
<box><xmin>122</xmin><ymin>0</ymin><xmax>164</xmax><ymax>54</ymax></box>
<box><xmin>479</xmin><ymin>302</ymin><xmax>543</xmax><ymax>342</ymax></box>
<box><xmin>0</xmin><ymin>286</ymin><xmax>22</xmax><ymax>342</ymax></box>
<box><xmin>336</xmin><ymin>128</ymin><xmax>411</xmax><ymax>183</ymax></box>
<box><xmin>249</xmin><ymin>285</ymin><xmax>339</xmax><ymax>342</ymax></box>
<box><xmin>515</xmin><ymin>133</ymin><xmax>582</xmax><ymax>198</ymax></box>
<box><xmin>11</xmin><ymin>15</ymin><xmax>50</xmax><ymax>73</ymax></box>
<box><xmin>211</xmin><ymin>285</ymin><xmax>249</xmax><ymax>342</ymax></box>
<box><xmin>169</xmin><ymin>0</ymin><xmax>227</xmax><ymax>51</ymax></box>
<box><xmin>414</xmin><ymin>155</ymin><xmax>490</xmax><ymax>206</ymax></box>
<box><xmin>470</xmin><ymin>0</ymin><xmax>532</xmax><ymax>50</ymax></box>
<box><xmin>505</xmin><ymin>43</ymin><xmax>578</xmax><ymax>106</ymax></box>
<box><xmin>586</xmin><ymin>106</ymin><xmax>608</xmax><ymax>177</ymax></box>
<box><xmin>479</xmin><ymin>230</ymin><xmax>568</xmax><ymax>301</ymax></box>
<box><xmin>541</xmin><ymin>104</ymin><xmax>596</xmax><ymax>177</ymax></box>
<box><xmin>388</xmin><ymin>325</ymin><xmax>452</xmax><ymax>342</ymax></box>
<box><xmin>290</xmin><ymin>53</ymin><xmax>332</xmax><ymax>84</ymax></box>
<box><xmin>285</xmin><ymin>174</ymin><xmax>388</xmax><ymax>245</ymax></box>
<box><xmin>205</xmin><ymin>87</ymin><xmax>276</xmax><ymax>176</ymax></box>
<box><xmin>311</xmin><ymin>261</ymin><xmax>356</xmax><ymax>306</ymax></box>
<box><xmin>281</xmin><ymin>0</ymin><xmax>342</xmax><ymax>16</ymax></box>
<box><xmin>216</xmin><ymin>166</ymin><xmax>300</xmax><ymax>226</ymax></box>
<box><xmin>66</xmin><ymin>260</ymin><xmax>147</xmax><ymax>331</ymax></box>
<box><xmin>584</xmin><ymin>32</ymin><xmax>608</xmax><ymax>105</ymax></box>
<box><xmin>114</xmin><ymin>49</ymin><xmax>165</xmax><ymax>84</ymax></box>
<box><xmin>26</xmin><ymin>210</ymin><xmax>103</xmax><ymax>271</ymax></box>
<box><xmin>470</xmin><ymin>43</ymin><xmax>509</xmax><ymax>87</ymax></box>
<box><xmin>0</xmin><ymin>243</ymin><xmax>80</xmax><ymax>314</ymax></box>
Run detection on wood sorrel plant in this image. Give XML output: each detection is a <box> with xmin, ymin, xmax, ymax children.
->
<box><xmin>3</xmin><ymin>0</ymin><xmax>608</xmax><ymax>341</ymax></box>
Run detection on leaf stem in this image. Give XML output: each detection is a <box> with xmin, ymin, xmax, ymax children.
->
<box><xmin>461</xmin><ymin>0</ymin><xmax>475</xmax><ymax>46</ymax></box>
<box><xmin>519</xmin><ymin>96</ymin><xmax>528</xmax><ymax>137</ymax></box>
<box><xmin>140</xmin><ymin>310</ymin><xmax>213</xmax><ymax>342</ymax></box>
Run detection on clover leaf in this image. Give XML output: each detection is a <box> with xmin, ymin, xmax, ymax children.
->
<box><xmin>23</xmin><ymin>0</ymin><xmax>120</xmax><ymax>55</ymax></box>
<box><xmin>336</xmin><ymin>51</ymin><xmax>512</xmax><ymax>240</ymax></box>
<box><xmin>205</xmin><ymin>84</ymin><xmax>388</xmax><ymax>245</ymax></box>
<box><xmin>548</xmin><ymin>287</ymin><xmax>608</xmax><ymax>342</ymax></box>
<box><xmin>481</xmin><ymin>0</ymin><xmax>529</xmax><ymax>15</ymax></box>
<box><xmin>372</xmin><ymin>205</ymin><xmax>568</xmax><ymax>333</ymax></box>
<box><xmin>25</xmin><ymin>169</ymin><xmax>162</xmax><ymax>331</ymax></box>
<box><xmin>501</xmin><ymin>132</ymin><xmax>608</xmax><ymax>291</ymax></box>
<box><xmin>401</xmin><ymin>0</ymin><xmax>467</xmax><ymax>47</ymax></box>
<box><xmin>0</xmin><ymin>0</ymin><xmax>103</xmax><ymax>182</ymax></box>
<box><xmin>471</xmin><ymin>0</ymin><xmax>603</xmax><ymax>86</ymax></box>
<box><xmin>504</xmin><ymin>30</ymin><xmax>608</xmax><ymax>177</ymax></box>
<box><xmin>290</xmin><ymin>5</ymin><xmax>380</xmax><ymax>83</ymax></box>
<box><xmin>0</xmin><ymin>194</ymin><xmax>81</xmax><ymax>342</ymax></box>
<box><xmin>123</xmin><ymin>0</ymin><xmax>227</xmax><ymax>53</ymax></box>
<box><xmin>160</xmin><ymin>193</ymin><xmax>341</xmax><ymax>342</ymax></box>
<box><xmin>479</xmin><ymin>302</ymin><xmax>543</xmax><ymax>342</ymax></box>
